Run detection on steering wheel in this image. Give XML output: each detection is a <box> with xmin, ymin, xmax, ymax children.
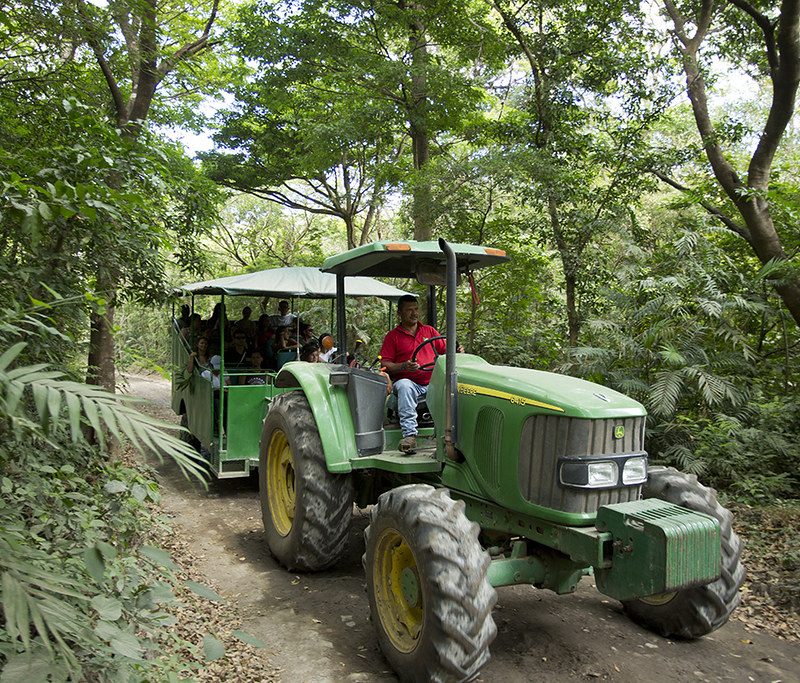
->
<box><xmin>410</xmin><ymin>335</ymin><xmax>447</xmax><ymax>371</ymax></box>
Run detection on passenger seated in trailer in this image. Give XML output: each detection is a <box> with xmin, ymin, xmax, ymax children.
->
<box><xmin>245</xmin><ymin>349</ymin><xmax>268</xmax><ymax>385</ymax></box>
<box><xmin>380</xmin><ymin>294</ymin><xmax>445</xmax><ymax>454</ymax></box>
<box><xmin>205</xmin><ymin>303</ymin><xmax>229</xmax><ymax>354</ymax></box>
<box><xmin>299</xmin><ymin>341</ymin><xmax>320</xmax><ymax>363</ymax></box>
<box><xmin>187</xmin><ymin>336</ymin><xmax>212</xmax><ymax>374</ymax></box>
<box><xmin>200</xmin><ymin>355</ymin><xmax>230</xmax><ymax>389</ymax></box>
<box><xmin>234</xmin><ymin>305</ymin><xmax>255</xmax><ymax>340</ymax></box>
<box><xmin>226</xmin><ymin>330</ymin><xmax>251</xmax><ymax>369</ymax></box>
<box><xmin>178</xmin><ymin>304</ymin><xmax>191</xmax><ymax>329</ymax></box>
<box><xmin>270</xmin><ymin>300</ymin><xmax>295</xmax><ymax>328</ymax></box>
<box><xmin>298</xmin><ymin>321</ymin><xmax>316</xmax><ymax>345</ymax></box>
<box><xmin>272</xmin><ymin>325</ymin><xmax>300</xmax><ymax>370</ymax></box>
<box><xmin>187</xmin><ymin>313</ymin><xmax>203</xmax><ymax>347</ymax></box>
<box><xmin>255</xmin><ymin>313</ymin><xmax>274</xmax><ymax>348</ymax></box>
<box><xmin>318</xmin><ymin>333</ymin><xmax>337</xmax><ymax>362</ymax></box>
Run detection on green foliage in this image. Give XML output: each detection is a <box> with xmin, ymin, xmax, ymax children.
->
<box><xmin>0</xmin><ymin>306</ymin><xmax>214</xmax><ymax>678</ymax></box>
<box><xmin>562</xmin><ymin>210</ymin><xmax>799</xmax><ymax>500</ymax></box>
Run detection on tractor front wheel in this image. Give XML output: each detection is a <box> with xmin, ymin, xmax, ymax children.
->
<box><xmin>622</xmin><ymin>467</ymin><xmax>745</xmax><ymax>638</ymax></box>
<box><xmin>364</xmin><ymin>485</ymin><xmax>497</xmax><ymax>682</ymax></box>
<box><xmin>259</xmin><ymin>391</ymin><xmax>353</xmax><ymax>571</ymax></box>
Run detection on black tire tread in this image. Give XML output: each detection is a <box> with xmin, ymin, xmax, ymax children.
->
<box><xmin>259</xmin><ymin>391</ymin><xmax>353</xmax><ymax>571</ymax></box>
<box><xmin>623</xmin><ymin>467</ymin><xmax>745</xmax><ymax>639</ymax></box>
<box><xmin>364</xmin><ymin>484</ymin><xmax>497</xmax><ymax>682</ymax></box>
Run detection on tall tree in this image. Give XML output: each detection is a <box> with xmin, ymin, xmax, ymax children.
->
<box><xmin>491</xmin><ymin>0</ymin><xmax>664</xmax><ymax>345</ymax></box>
<box><xmin>73</xmin><ymin>0</ymin><xmax>223</xmax><ymax>391</ymax></box>
<box><xmin>658</xmin><ymin>0</ymin><xmax>800</xmax><ymax>327</ymax></box>
<box><xmin>210</xmin><ymin>0</ymin><xmax>502</xmax><ymax>243</ymax></box>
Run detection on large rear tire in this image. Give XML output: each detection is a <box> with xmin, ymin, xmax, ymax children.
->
<box><xmin>364</xmin><ymin>485</ymin><xmax>497</xmax><ymax>682</ymax></box>
<box><xmin>258</xmin><ymin>391</ymin><xmax>353</xmax><ymax>571</ymax></box>
<box><xmin>622</xmin><ymin>467</ymin><xmax>745</xmax><ymax>638</ymax></box>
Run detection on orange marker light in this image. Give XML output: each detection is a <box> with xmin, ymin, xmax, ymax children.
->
<box><xmin>484</xmin><ymin>248</ymin><xmax>506</xmax><ymax>257</ymax></box>
<box><xmin>385</xmin><ymin>243</ymin><xmax>411</xmax><ymax>251</ymax></box>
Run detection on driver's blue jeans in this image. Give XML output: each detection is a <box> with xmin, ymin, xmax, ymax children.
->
<box><xmin>394</xmin><ymin>379</ymin><xmax>428</xmax><ymax>437</ymax></box>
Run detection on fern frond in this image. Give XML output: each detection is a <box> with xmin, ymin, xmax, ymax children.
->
<box><xmin>1</xmin><ymin>349</ymin><xmax>207</xmax><ymax>483</ymax></box>
<box><xmin>648</xmin><ymin>370</ymin><xmax>684</xmax><ymax>417</ymax></box>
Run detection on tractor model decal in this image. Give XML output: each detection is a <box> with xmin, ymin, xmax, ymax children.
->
<box><xmin>457</xmin><ymin>382</ymin><xmax>564</xmax><ymax>413</ymax></box>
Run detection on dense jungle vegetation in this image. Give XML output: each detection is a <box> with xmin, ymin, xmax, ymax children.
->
<box><xmin>1</xmin><ymin>0</ymin><xmax>798</xmax><ymax>678</ymax></box>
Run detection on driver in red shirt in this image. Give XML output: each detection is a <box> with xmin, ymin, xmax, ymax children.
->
<box><xmin>380</xmin><ymin>295</ymin><xmax>446</xmax><ymax>454</ymax></box>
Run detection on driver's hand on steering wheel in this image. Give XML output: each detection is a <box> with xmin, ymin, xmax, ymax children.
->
<box><xmin>401</xmin><ymin>360</ymin><xmax>420</xmax><ymax>371</ymax></box>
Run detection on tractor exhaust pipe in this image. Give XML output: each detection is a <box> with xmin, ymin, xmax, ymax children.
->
<box><xmin>438</xmin><ymin>238</ymin><xmax>458</xmax><ymax>460</ymax></box>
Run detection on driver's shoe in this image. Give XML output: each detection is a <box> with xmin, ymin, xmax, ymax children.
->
<box><xmin>398</xmin><ymin>435</ymin><xmax>417</xmax><ymax>454</ymax></box>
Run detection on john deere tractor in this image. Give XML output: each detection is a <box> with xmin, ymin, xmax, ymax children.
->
<box><xmin>259</xmin><ymin>239</ymin><xmax>744</xmax><ymax>682</ymax></box>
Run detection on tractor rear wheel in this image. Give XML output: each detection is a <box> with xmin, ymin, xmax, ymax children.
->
<box><xmin>259</xmin><ymin>391</ymin><xmax>353</xmax><ymax>571</ymax></box>
<box><xmin>364</xmin><ymin>484</ymin><xmax>497</xmax><ymax>682</ymax></box>
<box><xmin>622</xmin><ymin>467</ymin><xmax>745</xmax><ymax>638</ymax></box>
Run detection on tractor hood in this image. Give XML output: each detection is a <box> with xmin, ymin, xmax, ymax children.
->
<box><xmin>450</xmin><ymin>355</ymin><xmax>646</xmax><ymax>419</ymax></box>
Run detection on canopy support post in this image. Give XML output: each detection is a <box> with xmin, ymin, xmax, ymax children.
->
<box><xmin>336</xmin><ymin>274</ymin><xmax>346</xmax><ymax>363</ymax></box>
<box><xmin>427</xmin><ymin>284</ymin><xmax>437</xmax><ymax>328</ymax></box>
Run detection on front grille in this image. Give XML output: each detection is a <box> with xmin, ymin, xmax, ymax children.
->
<box><xmin>518</xmin><ymin>415</ymin><xmax>646</xmax><ymax>514</ymax></box>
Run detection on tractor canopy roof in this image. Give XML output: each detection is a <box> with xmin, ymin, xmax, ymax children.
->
<box><xmin>321</xmin><ymin>240</ymin><xmax>509</xmax><ymax>278</ymax></box>
<box><xmin>175</xmin><ymin>266</ymin><xmax>410</xmax><ymax>299</ymax></box>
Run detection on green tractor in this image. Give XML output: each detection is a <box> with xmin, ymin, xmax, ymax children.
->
<box><xmin>260</xmin><ymin>239</ymin><xmax>745</xmax><ymax>682</ymax></box>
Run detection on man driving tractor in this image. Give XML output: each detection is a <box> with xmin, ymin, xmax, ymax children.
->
<box><xmin>379</xmin><ymin>294</ymin><xmax>446</xmax><ymax>454</ymax></box>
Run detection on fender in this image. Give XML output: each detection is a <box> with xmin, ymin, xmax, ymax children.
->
<box><xmin>274</xmin><ymin>362</ymin><xmax>357</xmax><ymax>473</ymax></box>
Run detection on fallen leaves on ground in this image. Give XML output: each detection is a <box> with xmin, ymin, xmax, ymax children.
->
<box><xmin>730</xmin><ymin>501</ymin><xmax>800</xmax><ymax>642</ymax></box>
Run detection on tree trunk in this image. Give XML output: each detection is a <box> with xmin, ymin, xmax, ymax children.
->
<box><xmin>548</xmin><ymin>196</ymin><xmax>581</xmax><ymax>346</ymax></box>
<box><xmin>407</xmin><ymin>8</ymin><xmax>432</xmax><ymax>241</ymax></box>
<box><xmin>667</xmin><ymin>1</ymin><xmax>800</xmax><ymax>328</ymax></box>
<box><xmin>564</xmin><ymin>271</ymin><xmax>580</xmax><ymax>347</ymax></box>
<box><xmin>86</xmin><ymin>267</ymin><xmax>117</xmax><ymax>392</ymax></box>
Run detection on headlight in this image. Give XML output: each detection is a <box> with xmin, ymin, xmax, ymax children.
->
<box><xmin>622</xmin><ymin>456</ymin><xmax>647</xmax><ymax>484</ymax></box>
<box><xmin>559</xmin><ymin>454</ymin><xmax>647</xmax><ymax>489</ymax></box>
<box><xmin>560</xmin><ymin>460</ymin><xmax>619</xmax><ymax>488</ymax></box>
<box><xmin>588</xmin><ymin>461</ymin><xmax>619</xmax><ymax>487</ymax></box>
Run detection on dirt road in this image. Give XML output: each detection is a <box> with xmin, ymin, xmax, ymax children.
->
<box><xmin>126</xmin><ymin>373</ymin><xmax>800</xmax><ymax>683</ymax></box>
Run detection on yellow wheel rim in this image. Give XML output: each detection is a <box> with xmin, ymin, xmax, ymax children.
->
<box><xmin>266</xmin><ymin>429</ymin><xmax>295</xmax><ymax>536</ymax></box>
<box><xmin>640</xmin><ymin>591</ymin><xmax>677</xmax><ymax>606</ymax></box>
<box><xmin>373</xmin><ymin>527</ymin><xmax>424</xmax><ymax>654</ymax></box>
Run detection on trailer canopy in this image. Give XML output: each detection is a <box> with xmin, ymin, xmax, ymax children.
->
<box><xmin>176</xmin><ymin>266</ymin><xmax>411</xmax><ymax>299</ymax></box>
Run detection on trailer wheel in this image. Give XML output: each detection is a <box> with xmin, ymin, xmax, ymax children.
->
<box><xmin>622</xmin><ymin>467</ymin><xmax>745</xmax><ymax>638</ymax></box>
<box><xmin>259</xmin><ymin>391</ymin><xmax>353</xmax><ymax>571</ymax></box>
<box><xmin>179</xmin><ymin>413</ymin><xmax>201</xmax><ymax>451</ymax></box>
<box><xmin>364</xmin><ymin>485</ymin><xmax>497</xmax><ymax>682</ymax></box>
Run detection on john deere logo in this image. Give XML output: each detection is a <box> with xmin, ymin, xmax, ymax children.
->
<box><xmin>614</xmin><ymin>426</ymin><xmax>625</xmax><ymax>439</ymax></box>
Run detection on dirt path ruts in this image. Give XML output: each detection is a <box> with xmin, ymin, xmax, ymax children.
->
<box><xmin>125</xmin><ymin>373</ymin><xmax>800</xmax><ymax>683</ymax></box>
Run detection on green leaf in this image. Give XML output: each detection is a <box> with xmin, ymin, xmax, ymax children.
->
<box><xmin>37</xmin><ymin>201</ymin><xmax>52</xmax><ymax>220</ymax></box>
<box><xmin>90</xmin><ymin>595</ymin><xmax>122</xmax><ymax>621</ymax></box>
<box><xmin>184</xmin><ymin>580</ymin><xmax>223</xmax><ymax>602</ymax></box>
<box><xmin>130</xmin><ymin>484</ymin><xmax>147</xmax><ymax>502</ymax></box>
<box><xmin>233</xmin><ymin>630</ymin><xmax>265</xmax><ymax>648</ymax></box>
<box><xmin>0</xmin><ymin>651</ymin><xmax>55</xmax><ymax>683</ymax></box>
<box><xmin>139</xmin><ymin>545</ymin><xmax>176</xmax><ymax>571</ymax></box>
<box><xmin>96</xmin><ymin>541</ymin><xmax>117</xmax><ymax>561</ymax></box>
<box><xmin>46</xmin><ymin>387</ymin><xmax>61</xmax><ymax>427</ymax></box>
<box><xmin>0</xmin><ymin>342</ymin><xmax>26</xmax><ymax>372</ymax></box>
<box><xmin>2</xmin><ymin>573</ymin><xmax>29</xmax><ymax>647</ymax></box>
<box><xmin>94</xmin><ymin>619</ymin><xmax>123</xmax><ymax>642</ymax></box>
<box><xmin>109</xmin><ymin>631</ymin><xmax>143</xmax><ymax>659</ymax></box>
<box><xmin>82</xmin><ymin>546</ymin><xmax>105</xmax><ymax>582</ymax></box>
<box><xmin>202</xmin><ymin>634</ymin><xmax>225</xmax><ymax>661</ymax></box>
<box><xmin>104</xmin><ymin>480</ymin><xmax>127</xmax><ymax>494</ymax></box>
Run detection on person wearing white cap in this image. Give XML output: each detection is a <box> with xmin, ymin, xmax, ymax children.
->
<box><xmin>200</xmin><ymin>355</ymin><xmax>229</xmax><ymax>389</ymax></box>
